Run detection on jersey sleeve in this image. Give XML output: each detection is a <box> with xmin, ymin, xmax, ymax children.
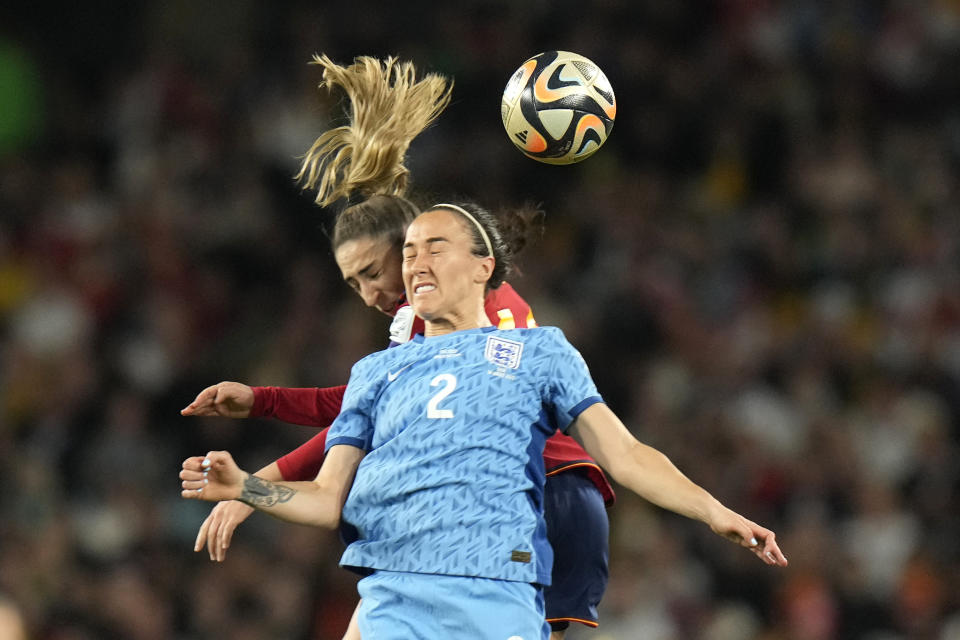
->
<box><xmin>540</xmin><ymin>328</ymin><xmax>604</xmax><ymax>432</ymax></box>
<box><xmin>250</xmin><ymin>386</ymin><xmax>346</xmax><ymax>428</ymax></box>
<box><xmin>325</xmin><ymin>359</ymin><xmax>381</xmax><ymax>452</ymax></box>
<box><xmin>275</xmin><ymin>429</ymin><xmax>329</xmax><ymax>481</ymax></box>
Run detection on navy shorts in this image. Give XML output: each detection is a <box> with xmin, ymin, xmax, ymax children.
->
<box><xmin>543</xmin><ymin>469</ymin><xmax>610</xmax><ymax>630</ymax></box>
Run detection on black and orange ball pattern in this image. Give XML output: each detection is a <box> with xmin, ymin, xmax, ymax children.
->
<box><xmin>501</xmin><ymin>50</ymin><xmax>616</xmax><ymax>165</ymax></box>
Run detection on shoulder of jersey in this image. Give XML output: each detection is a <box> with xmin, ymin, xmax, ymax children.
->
<box><xmin>530</xmin><ymin>325</ymin><xmax>565</xmax><ymax>347</ymax></box>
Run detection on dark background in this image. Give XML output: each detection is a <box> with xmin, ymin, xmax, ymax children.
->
<box><xmin>1</xmin><ymin>1</ymin><xmax>959</xmax><ymax>638</ymax></box>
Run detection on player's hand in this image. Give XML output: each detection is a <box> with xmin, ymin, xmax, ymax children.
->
<box><xmin>709</xmin><ymin>506</ymin><xmax>788</xmax><ymax>567</ymax></box>
<box><xmin>181</xmin><ymin>382</ymin><xmax>255</xmax><ymax>418</ymax></box>
<box><xmin>180</xmin><ymin>451</ymin><xmax>245</xmax><ymax>502</ymax></box>
<box><xmin>195</xmin><ymin>500</ymin><xmax>255</xmax><ymax>562</ymax></box>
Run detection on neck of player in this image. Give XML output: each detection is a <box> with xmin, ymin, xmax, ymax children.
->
<box><xmin>423</xmin><ymin>299</ymin><xmax>493</xmax><ymax>337</ymax></box>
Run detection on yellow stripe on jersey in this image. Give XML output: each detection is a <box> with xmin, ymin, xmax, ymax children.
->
<box><xmin>526</xmin><ymin>309</ymin><xmax>537</xmax><ymax>328</ymax></box>
<box><xmin>496</xmin><ymin>308</ymin><xmax>516</xmax><ymax>329</ymax></box>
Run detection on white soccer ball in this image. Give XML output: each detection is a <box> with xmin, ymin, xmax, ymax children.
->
<box><xmin>501</xmin><ymin>50</ymin><xmax>616</xmax><ymax>165</ymax></box>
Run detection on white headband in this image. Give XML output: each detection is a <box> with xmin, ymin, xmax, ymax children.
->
<box><xmin>432</xmin><ymin>203</ymin><xmax>494</xmax><ymax>258</ymax></box>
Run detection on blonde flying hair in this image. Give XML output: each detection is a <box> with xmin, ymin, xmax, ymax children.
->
<box><xmin>295</xmin><ymin>54</ymin><xmax>454</xmax><ymax>207</ymax></box>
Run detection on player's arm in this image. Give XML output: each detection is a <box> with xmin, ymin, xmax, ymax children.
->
<box><xmin>181</xmin><ymin>382</ymin><xmax>346</xmax><ymax>428</ymax></box>
<box><xmin>180</xmin><ymin>445</ymin><xmax>364</xmax><ymax>528</ymax></box>
<box><xmin>567</xmin><ymin>403</ymin><xmax>787</xmax><ymax>566</ymax></box>
<box><xmin>194</xmin><ymin>459</ymin><xmax>285</xmax><ymax>562</ymax></box>
<box><xmin>190</xmin><ymin>413</ymin><xmax>334</xmax><ymax>560</ymax></box>
<box><xmin>181</xmin><ymin>381</ymin><xmax>255</xmax><ymax>418</ymax></box>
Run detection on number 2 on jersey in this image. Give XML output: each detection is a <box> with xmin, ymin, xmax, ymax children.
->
<box><xmin>427</xmin><ymin>373</ymin><xmax>457</xmax><ymax>419</ymax></box>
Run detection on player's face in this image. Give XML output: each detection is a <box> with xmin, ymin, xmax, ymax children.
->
<box><xmin>335</xmin><ymin>235</ymin><xmax>406</xmax><ymax>316</ymax></box>
<box><xmin>402</xmin><ymin>209</ymin><xmax>491</xmax><ymax>323</ymax></box>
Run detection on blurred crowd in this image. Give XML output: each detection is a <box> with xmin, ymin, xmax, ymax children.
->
<box><xmin>1</xmin><ymin>1</ymin><xmax>959</xmax><ymax>638</ymax></box>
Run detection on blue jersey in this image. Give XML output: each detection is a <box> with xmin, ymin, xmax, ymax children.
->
<box><xmin>325</xmin><ymin>326</ymin><xmax>603</xmax><ymax>585</ymax></box>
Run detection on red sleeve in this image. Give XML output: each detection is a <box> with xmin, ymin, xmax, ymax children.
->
<box><xmin>483</xmin><ymin>282</ymin><xmax>537</xmax><ymax>329</ymax></box>
<box><xmin>276</xmin><ymin>428</ymin><xmax>329</xmax><ymax>481</ymax></box>
<box><xmin>250</xmin><ymin>386</ymin><xmax>346</xmax><ymax>428</ymax></box>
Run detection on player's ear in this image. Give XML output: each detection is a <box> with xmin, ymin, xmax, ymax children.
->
<box><xmin>474</xmin><ymin>255</ymin><xmax>495</xmax><ymax>285</ymax></box>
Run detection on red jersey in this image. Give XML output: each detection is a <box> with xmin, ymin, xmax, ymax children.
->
<box><xmin>254</xmin><ymin>282</ymin><xmax>614</xmax><ymax>505</ymax></box>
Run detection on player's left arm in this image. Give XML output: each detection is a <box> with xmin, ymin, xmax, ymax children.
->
<box><xmin>567</xmin><ymin>403</ymin><xmax>787</xmax><ymax>566</ymax></box>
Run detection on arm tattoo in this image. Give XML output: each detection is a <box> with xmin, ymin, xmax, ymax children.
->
<box><xmin>239</xmin><ymin>475</ymin><xmax>296</xmax><ymax>509</ymax></box>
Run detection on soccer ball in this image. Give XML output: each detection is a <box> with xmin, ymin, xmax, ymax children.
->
<box><xmin>501</xmin><ymin>50</ymin><xmax>616</xmax><ymax>165</ymax></box>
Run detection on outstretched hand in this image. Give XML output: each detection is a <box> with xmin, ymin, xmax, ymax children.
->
<box><xmin>195</xmin><ymin>500</ymin><xmax>255</xmax><ymax>562</ymax></box>
<box><xmin>180</xmin><ymin>451</ymin><xmax>245</xmax><ymax>502</ymax></box>
<box><xmin>181</xmin><ymin>382</ymin><xmax>255</xmax><ymax>418</ymax></box>
<box><xmin>709</xmin><ymin>506</ymin><xmax>788</xmax><ymax>567</ymax></box>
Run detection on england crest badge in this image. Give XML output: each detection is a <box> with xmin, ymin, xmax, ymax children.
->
<box><xmin>484</xmin><ymin>335</ymin><xmax>524</xmax><ymax>369</ymax></box>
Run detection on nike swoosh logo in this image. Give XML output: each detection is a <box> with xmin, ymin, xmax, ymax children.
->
<box><xmin>387</xmin><ymin>363</ymin><xmax>413</xmax><ymax>382</ymax></box>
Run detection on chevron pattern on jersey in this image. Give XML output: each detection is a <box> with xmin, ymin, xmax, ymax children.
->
<box><xmin>328</xmin><ymin>326</ymin><xmax>600</xmax><ymax>584</ymax></box>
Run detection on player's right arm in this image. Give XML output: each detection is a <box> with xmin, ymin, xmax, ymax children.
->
<box><xmin>182</xmin><ymin>356</ymin><xmax>378</xmax><ymax>526</ymax></box>
<box><xmin>183</xmin><ymin>382</ymin><xmax>342</xmax><ymax>559</ymax></box>
<box><xmin>194</xmin><ymin>428</ymin><xmax>333</xmax><ymax>561</ymax></box>
<box><xmin>181</xmin><ymin>381</ymin><xmax>346</xmax><ymax>427</ymax></box>
<box><xmin>180</xmin><ymin>445</ymin><xmax>364</xmax><ymax>528</ymax></box>
<box><xmin>181</xmin><ymin>381</ymin><xmax>255</xmax><ymax>419</ymax></box>
<box><xmin>194</xmin><ymin>460</ymin><xmax>281</xmax><ymax>562</ymax></box>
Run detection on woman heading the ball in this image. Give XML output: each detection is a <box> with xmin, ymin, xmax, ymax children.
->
<box><xmin>181</xmin><ymin>199</ymin><xmax>788</xmax><ymax>639</ymax></box>
<box><xmin>181</xmin><ymin>55</ymin><xmax>614</xmax><ymax>639</ymax></box>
